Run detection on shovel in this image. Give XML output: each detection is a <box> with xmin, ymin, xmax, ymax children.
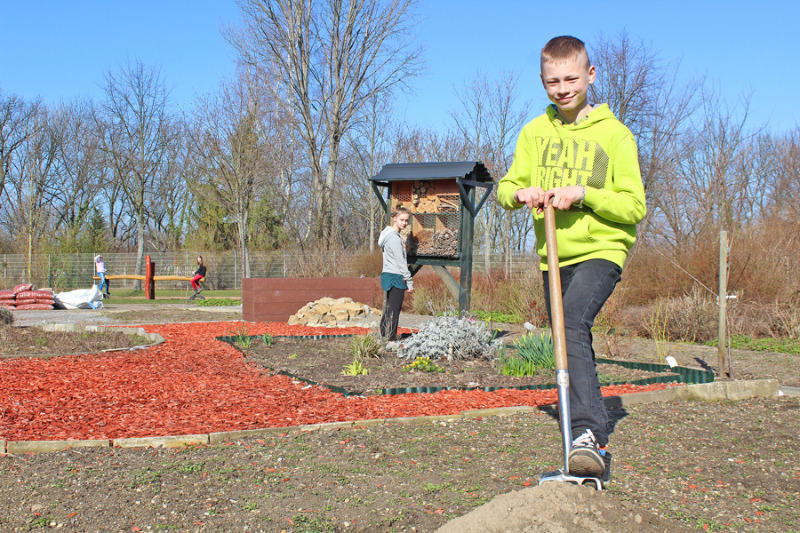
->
<box><xmin>538</xmin><ymin>204</ymin><xmax>603</xmax><ymax>490</ymax></box>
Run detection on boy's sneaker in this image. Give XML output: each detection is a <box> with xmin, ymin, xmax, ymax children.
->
<box><xmin>601</xmin><ymin>450</ymin><xmax>612</xmax><ymax>484</ymax></box>
<box><xmin>568</xmin><ymin>429</ymin><xmax>605</xmax><ymax>478</ymax></box>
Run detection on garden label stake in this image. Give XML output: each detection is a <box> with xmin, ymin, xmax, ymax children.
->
<box><xmin>538</xmin><ymin>204</ymin><xmax>603</xmax><ymax>490</ymax></box>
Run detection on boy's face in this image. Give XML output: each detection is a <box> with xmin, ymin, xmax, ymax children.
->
<box><xmin>540</xmin><ymin>56</ymin><xmax>596</xmax><ymax>123</ymax></box>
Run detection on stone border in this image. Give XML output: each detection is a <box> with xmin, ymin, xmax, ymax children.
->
<box><xmin>0</xmin><ymin>379</ymin><xmax>782</xmax><ymax>454</ymax></box>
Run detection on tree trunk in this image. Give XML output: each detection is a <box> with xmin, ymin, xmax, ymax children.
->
<box><xmin>134</xmin><ymin>217</ymin><xmax>145</xmax><ymax>291</ymax></box>
<box><xmin>321</xmin><ymin>133</ymin><xmax>340</xmax><ymax>245</ymax></box>
<box><xmin>238</xmin><ymin>211</ymin><xmax>251</xmax><ymax>279</ymax></box>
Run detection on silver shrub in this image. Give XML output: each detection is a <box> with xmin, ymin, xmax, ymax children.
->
<box><xmin>397</xmin><ymin>313</ymin><xmax>503</xmax><ymax>361</ymax></box>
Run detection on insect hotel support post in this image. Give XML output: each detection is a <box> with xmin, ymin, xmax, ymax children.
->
<box><xmin>368</xmin><ymin>161</ymin><xmax>494</xmax><ymax>314</ymax></box>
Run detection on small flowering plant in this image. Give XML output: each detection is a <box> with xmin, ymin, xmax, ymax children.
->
<box><xmin>402</xmin><ymin>356</ymin><xmax>444</xmax><ymax>373</ymax></box>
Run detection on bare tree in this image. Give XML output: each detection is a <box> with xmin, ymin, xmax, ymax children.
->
<box><xmin>94</xmin><ymin>116</ymin><xmax>129</xmax><ymax>250</ymax></box>
<box><xmin>769</xmin><ymin>130</ymin><xmax>800</xmax><ymax>220</ymax></box>
<box><xmin>450</xmin><ymin>71</ymin><xmax>532</xmax><ymax>272</ymax></box>
<box><xmin>99</xmin><ymin>59</ymin><xmax>172</xmax><ymax>285</ymax></box>
<box><xmin>149</xmin><ymin>117</ymin><xmax>191</xmax><ymax>251</ymax></box>
<box><xmin>191</xmin><ymin>69</ymin><xmax>277</xmax><ymax>278</ymax></box>
<box><xmin>51</xmin><ymin>99</ymin><xmax>105</xmax><ymax>251</ymax></box>
<box><xmin>230</xmin><ymin>0</ymin><xmax>422</xmax><ymax>245</ymax></box>
<box><xmin>340</xmin><ymin>88</ymin><xmax>395</xmax><ymax>251</ymax></box>
<box><xmin>3</xmin><ymin>104</ymin><xmax>62</xmax><ymax>277</ymax></box>
<box><xmin>589</xmin><ymin>31</ymin><xmax>702</xmax><ymax>245</ymax></box>
<box><xmin>0</xmin><ymin>90</ymin><xmax>40</xmax><ymax>202</ymax></box>
<box><xmin>675</xmin><ymin>92</ymin><xmax>755</xmax><ymax>236</ymax></box>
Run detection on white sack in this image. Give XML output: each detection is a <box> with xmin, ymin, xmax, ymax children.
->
<box><xmin>55</xmin><ymin>285</ymin><xmax>105</xmax><ymax>310</ymax></box>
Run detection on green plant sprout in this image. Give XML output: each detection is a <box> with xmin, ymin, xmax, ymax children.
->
<box><xmin>342</xmin><ymin>356</ymin><xmax>369</xmax><ymax>376</ymax></box>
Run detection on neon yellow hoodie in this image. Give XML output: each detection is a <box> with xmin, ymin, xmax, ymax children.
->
<box><xmin>497</xmin><ymin>104</ymin><xmax>646</xmax><ymax>270</ymax></box>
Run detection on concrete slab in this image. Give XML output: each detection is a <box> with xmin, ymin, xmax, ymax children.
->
<box><xmin>350</xmin><ymin>418</ymin><xmax>386</xmax><ymax>428</ymax></box>
<box><xmin>209</xmin><ymin>427</ymin><xmax>292</xmax><ymax>444</ymax></box>
<box><xmin>461</xmin><ymin>406</ymin><xmax>538</xmax><ymax>418</ymax></box>
<box><xmin>385</xmin><ymin>415</ymin><xmax>461</xmax><ymax>426</ymax></box>
<box><xmin>605</xmin><ymin>386</ymin><xmax>679</xmax><ymax>408</ymax></box>
<box><xmin>298</xmin><ymin>420</ymin><xmax>357</xmax><ymax>432</ymax></box>
<box><xmin>726</xmin><ymin>379</ymin><xmax>779</xmax><ymax>400</ymax></box>
<box><xmin>113</xmin><ymin>434</ymin><xmax>208</xmax><ymax>449</ymax></box>
<box><xmin>780</xmin><ymin>385</ymin><xmax>800</xmax><ymax>397</ymax></box>
<box><xmin>7</xmin><ymin>439</ymin><xmax>110</xmax><ymax>454</ymax></box>
<box><xmin>677</xmin><ymin>381</ymin><xmax>728</xmax><ymax>401</ymax></box>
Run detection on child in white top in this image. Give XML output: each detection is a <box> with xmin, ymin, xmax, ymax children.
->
<box><xmin>95</xmin><ymin>255</ymin><xmax>110</xmax><ymax>297</ymax></box>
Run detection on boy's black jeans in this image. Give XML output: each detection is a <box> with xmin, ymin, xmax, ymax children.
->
<box><xmin>542</xmin><ymin>258</ymin><xmax>622</xmax><ymax>447</ymax></box>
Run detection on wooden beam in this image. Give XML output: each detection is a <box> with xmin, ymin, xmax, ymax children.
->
<box><xmin>431</xmin><ymin>265</ymin><xmax>461</xmax><ymax>301</ymax></box>
<box><xmin>93</xmin><ymin>275</ymin><xmax>204</xmax><ymax>282</ymax></box>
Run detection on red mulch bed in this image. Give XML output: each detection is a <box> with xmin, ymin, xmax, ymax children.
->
<box><xmin>0</xmin><ymin>322</ymin><xmax>671</xmax><ymax>441</ymax></box>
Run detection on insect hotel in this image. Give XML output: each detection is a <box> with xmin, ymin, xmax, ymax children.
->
<box><xmin>369</xmin><ymin>161</ymin><xmax>494</xmax><ymax>312</ymax></box>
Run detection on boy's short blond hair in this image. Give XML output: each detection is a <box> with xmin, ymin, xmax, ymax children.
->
<box><xmin>541</xmin><ymin>35</ymin><xmax>590</xmax><ymax>67</ymax></box>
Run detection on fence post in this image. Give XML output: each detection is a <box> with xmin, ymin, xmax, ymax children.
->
<box><xmin>718</xmin><ymin>230</ymin><xmax>728</xmax><ymax>379</ymax></box>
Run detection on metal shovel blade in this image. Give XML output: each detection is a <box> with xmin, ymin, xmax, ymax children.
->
<box><xmin>539</xmin><ymin>469</ymin><xmax>603</xmax><ymax>490</ymax></box>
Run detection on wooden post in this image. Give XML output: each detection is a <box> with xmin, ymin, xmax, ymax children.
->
<box><xmin>718</xmin><ymin>230</ymin><xmax>728</xmax><ymax>379</ymax></box>
<box><xmin>458</xmin><ymin>184</ymin><xmax>476</xmax><ymax>313</ymax></box>
<box><xmin>145</xmin><ymin>255</ymin><xmax>156</xmax><ymax>300</ymax></box>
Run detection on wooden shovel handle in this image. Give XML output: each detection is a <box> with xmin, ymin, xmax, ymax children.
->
<box><xmin>544</xmin><ymin>204</ymin><xmax>569</xmax><ymax>372</ymax></box>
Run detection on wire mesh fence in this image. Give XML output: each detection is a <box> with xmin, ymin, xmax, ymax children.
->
<box><xmin>0</xmin><ymin>250</ymin><xmax>539</xmax><ymax>291</ymax></box>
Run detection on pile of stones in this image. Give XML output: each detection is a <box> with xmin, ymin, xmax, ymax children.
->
<box><xmin>288</xmin><ymin>297</ymin><xmax>382</xmax><ymax>328</ymax></box>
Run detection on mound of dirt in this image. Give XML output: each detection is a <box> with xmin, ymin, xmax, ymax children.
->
<box><xmin>437</xmin><ymin>482</ymin><xmax>691</xmax><ymax>533</ymax></box>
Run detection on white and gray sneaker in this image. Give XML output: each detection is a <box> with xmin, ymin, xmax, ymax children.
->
<box><xmin>568</xmin><ymin>429</ymin><xmax>605</xmax><ymax>478</ymax></box>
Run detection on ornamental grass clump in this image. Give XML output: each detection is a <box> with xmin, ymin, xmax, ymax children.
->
<box><xmin>350</xmin><ymin>334</ymin><xmax>381</xmax><ymax>359</ymax></box>
<box><xmin>499</xmin><ymin>332</ymin><xmax>555</xmax><ymax>376</ymax></box>
<box><xmin>235</xmin><ymin>334</ymin><xmax>252</xmax><ymax>348</ymax></box>
<box><xmin>396</xmin><ymin>313</ymin><xmax>502</xmax><ymax>361</ymax></box>
<box><xmin>513</xmin><ymin>332</ymin><xmax>555</xmax><ymax>369</ymax></box>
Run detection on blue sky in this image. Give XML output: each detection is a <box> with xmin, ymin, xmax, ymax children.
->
<box><xmin>1</xmin><ymin>0</ymin><xmax>798</xmax><ymax>133</ymax></box>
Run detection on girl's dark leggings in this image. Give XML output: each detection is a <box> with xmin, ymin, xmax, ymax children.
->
<box><xmin>380</xmin><ymin>286</ymin><xmax>406</xmax><ymax>341</ymax></box>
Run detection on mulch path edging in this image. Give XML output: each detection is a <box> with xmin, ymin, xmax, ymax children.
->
<box><xmin>1</xmin><ymin>321</ymin><xmax>774</xmax><ymax>453</ymax></box>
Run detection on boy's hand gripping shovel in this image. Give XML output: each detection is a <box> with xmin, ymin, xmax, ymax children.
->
<box><xmin>538</xmin><ymin>204</ymin><xmax>603</xmax><ymax>490</ymax></box>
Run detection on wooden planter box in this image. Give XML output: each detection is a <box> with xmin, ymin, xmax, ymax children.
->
<box><xmin>242</xmin><ymin>277</ymin><xmax>379</xmax><ymax>323</ymax></box>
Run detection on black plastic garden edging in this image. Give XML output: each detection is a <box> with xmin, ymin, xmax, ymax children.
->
<box><xmin>216</xmin><ymin>335</ymin><xmax>715</xmax><ymax>398</ymax></box>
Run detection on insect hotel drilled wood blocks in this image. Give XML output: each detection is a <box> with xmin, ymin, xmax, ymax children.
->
<box><xmin>369</xmin><ymin>161</ymin><xmax>494</xmax><ymax>312</ymax></box>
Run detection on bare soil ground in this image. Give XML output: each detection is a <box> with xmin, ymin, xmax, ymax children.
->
<box><xmin>0</xmin><ymin>307</ymin><xmax>798</xmax><ymax>532</ymax></box>
<box><xmin>0</xmin><ymin>326</ymin><xmax>153</xmax><ymax>358</ymax></box>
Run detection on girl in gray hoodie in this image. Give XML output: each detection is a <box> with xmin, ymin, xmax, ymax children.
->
<box><xmin>378</xmin><ymin>206</ymin><xmax>414</xmax><ymax>343</ymax></box>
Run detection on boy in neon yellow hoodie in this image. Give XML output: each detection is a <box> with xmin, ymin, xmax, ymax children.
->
<box><xmin>498</xmin><ymin>36</ymin><xmax>646</xmax><ymax>480</ymax></box>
